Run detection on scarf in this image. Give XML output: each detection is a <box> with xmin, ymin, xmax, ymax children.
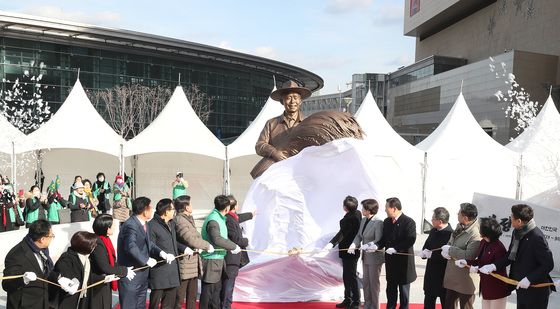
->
<box><xmin>77</xmin><ymin>253</ymin><xmax>90</xmax><ymax>300</ymax></box>
<box><xmin>24</xmin><ymin>234</ymin><xmax>54</xmax><ymax>276</ymax></box>
<box><xmin>99</xmin><ymin>236</ymin><xmax>118</xmax><ymax>291</ymax></box>
<box><xmin>509</xmin><ymin>219</ymin><xmax>536</xmax><ymax>261</ymax></box>
<box><xmin>228</xmin><ymin>211</ymin><xmax>239</xmax><ymax>222</ymax></box>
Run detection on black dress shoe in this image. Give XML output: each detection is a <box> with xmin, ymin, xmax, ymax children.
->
<box><xmin>335</xmin><ymin>299</ymin><xmax>351</xmax><ymax>308</ymax></box>
<box><xmin>348</xmin><ymin>301</ymin><xmax>360</xmax><ymax>309</ymax></box>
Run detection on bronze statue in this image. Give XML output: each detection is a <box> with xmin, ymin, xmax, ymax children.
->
<box><xmin>251</xmin><ymin>80</ymin><xmax>364</xmax><ymax>178</ymax></box>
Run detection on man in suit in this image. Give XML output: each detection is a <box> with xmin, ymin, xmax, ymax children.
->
<box><xmin>480</xmin><ymin>204</ymin><xmax>555</xmax><ymax>309</ymax></box>
<box><xmin>2</xmin><ymin>219</ymin><xmax>75</xmax><ymax>309</ymax></box>
<box><xmin>117</xmin><ymin>197</ymin><xmax>176</xmax><ymax>309</ymax></box>
<box><xmin>420</xmin><ymin>207</ymin><xmax>453</xmax><ymax>309</ymax></box>
<box><xmin>200</xmin><ymin>195</ymin><xmax>241</xmax><ymax>309</ymax></box>
<box><xmin>349</xmin><ymin>198</ymin><xmax>384</xmax><ymax>309</ymax></box>
<box><xmin>323</xmin><ymin>195</ymin><xmax>362</xmax><ymax>309</ymax></box>
<box><xmin>378</xmin><ymin>197</ymin><xmax>417</xmax><ymax>309</ymax></box>
<box><xmin>221</xmin><ymin>195</ymin><xmax>255</xmax><ymax>309</ymax></box>
<box><xmin>148</xmin><ymin>198</ymin><xmax>189</xmax><ymax>309</ymax></box>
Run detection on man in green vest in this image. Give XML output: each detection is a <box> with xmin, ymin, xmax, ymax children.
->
<box><xmin>200</xmin><ymin>195</ymin><xmax>240</xmax><ymax>309</ymax></box>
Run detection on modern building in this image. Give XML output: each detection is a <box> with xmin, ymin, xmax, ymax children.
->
<box><xmin>301</xmin><ymin>88</ymin><xmax>352</xmax><ymax>116</ymax></box>
<box><xmin>388</xmin><ymin>0</ymin><xmax>560</xmax><ymax>144</ymax></box>
<box><xmin>0</xmin><ymin>11</ymin><xmax>323</xmax><ymax>140</ymax></box>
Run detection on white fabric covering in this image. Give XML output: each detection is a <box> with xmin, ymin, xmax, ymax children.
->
<box><xmin>507</xmin><ymin>95</ymin><xmax>560</xmax><ymax>202</ymax></box>
<box><xmin>416</xmin><ymin>93</ymin><xmax>519</xmax><ymax>226</ymax></box>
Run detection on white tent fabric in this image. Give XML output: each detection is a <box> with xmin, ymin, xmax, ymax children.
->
<box><xmin>124</xmin><ymin>86</ymin><xmax>225</xmax><ymax>159</ymax></box>
<box><xmin>18</xmin><ymin>79</ymin><xmax>124</xmax><ymax>156</ymax></box>
<box><xmin>507</xmin><ymin>96</ymin><xmax>560</xmax><ymax>201</ymax></box>
<box><xmin>416</xmin><ymin>93</ymin><xmax>519</xmax><ymax>226</ymax></box>
<box><xmin>124</xmin><ymin>86</ymin><xmax>225</xmax><ymax>208</ymax></box>
<box><xmin>354</xmin><ymin>90</ymin><xmax>424</xmax><ymax>230</ymax></box>
<box><xmin>236</xmin><ymin>138</ymin><xmax>424</xmax><ymax>301</ymax></box>
<box><xmin>226</xmin><ymin>88</ymin><xmax>283</xmax><ymax>204</ymax></box>
<box><xmin>0</xmin><ymin>114</ymin><xmax>25</xmax><ymax>154</ymax></box>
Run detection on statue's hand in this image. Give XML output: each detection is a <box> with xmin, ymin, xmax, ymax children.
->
<box><xmin>272</xmin><ymin>150</ymin><xmax>288</xmax><ymax>161</ymax></box>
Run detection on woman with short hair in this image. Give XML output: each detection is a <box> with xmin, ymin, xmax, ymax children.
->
<box><xmin>89</xmin><ymin>214</ymin><xmax>134</xmax><ymax>309</ymax></box>
<box><xmin>455</xmin><ymin>217</ymin><xmax>510</xmax><ymax>309</ymax></box>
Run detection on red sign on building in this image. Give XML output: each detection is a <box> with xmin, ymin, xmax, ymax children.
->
<box><xmin>410</xmin><ymin>0</ymin><xmax>420</xmax><ymax>17</ymax></box>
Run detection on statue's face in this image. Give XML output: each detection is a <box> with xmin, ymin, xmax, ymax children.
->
<box><xmin>282</xmin><ymin>92</ymin><xmax>302</xmax><ymax>113</ymax></box>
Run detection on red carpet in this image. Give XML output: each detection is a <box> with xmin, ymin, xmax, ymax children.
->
<box><xmin>114</xmin><ymin>302</ymin><xmax>437</xmax><ymax>308</ymax></box>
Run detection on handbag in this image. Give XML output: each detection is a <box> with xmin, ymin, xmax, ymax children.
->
<box><xmin>58</xmin><ymin>208</ymin><xmax>71</xmax><ymax>224</ymax></box>
<box><xmin>239</xmin><ymin>250</ymin><xmax>250</xmax><ymax>268</ymax></box>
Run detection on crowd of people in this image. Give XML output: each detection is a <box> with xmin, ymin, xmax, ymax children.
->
<box><xmin>326</xmin><ymin>197</ymin><xmax>559</xmax><ymax>309</ymax></box>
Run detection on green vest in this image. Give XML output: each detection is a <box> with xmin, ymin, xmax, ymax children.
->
<box><xmin>201</xmin><ymin>209</ymin><xmax>228</xmax><ymax>260</ymax></box>
<box><xmin>93</xmin><ymin>181</ymin><xmax>110</xmax><ymax>199</ymax></box>
<box><xmin>172</xmin><ymin>183</ymin><xmax>187</xmax><ymax>199</ymax></box>
<box><xmin>25</xmin><ymin>197</ymin><xmax>42</xmax><ymax>224</ymax></box>
<box><xmin>47</xmin><ymin>200</ymin><xmax>62</xmax><ymax>222</ymax></box>
<box><xmin>8</xmin><ymin>207</ymin><xmax>23</xmax><ymax>223</ymax></box>
<box><xmin>113</xmin><ymin>183</ymin><xmax>129</xmax><ymax>201</ymax></box>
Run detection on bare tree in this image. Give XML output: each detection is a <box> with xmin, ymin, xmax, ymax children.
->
<box><xmin>88</xmin><ymin>83</ymin><xmax>213</xmax><ymax>140</ymax></box>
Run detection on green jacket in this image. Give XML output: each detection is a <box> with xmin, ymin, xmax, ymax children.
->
<box><xmin>172</xmin><ymin>183</ymin><xmax>187</xmax><ymax>200</ymax></box>
<box><xmin>201</xmin><ymin>209</ymin><xmax>228</xmax><ymax>260</ymax></box>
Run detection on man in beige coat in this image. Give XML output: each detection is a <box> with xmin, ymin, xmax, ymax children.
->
<box><xmin>174</xmin><ymin>195</ymin><xmax>214</xmax><ymax>309</ymax></box>
<box><xmin>441</xmin><ymin>203</ymin><xmax>481</xmax><ymax>309</ymax></box>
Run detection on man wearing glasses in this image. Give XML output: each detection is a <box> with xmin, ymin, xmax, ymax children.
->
<box><xmin>2</xmin><ymin>219</ymin><xmax>77</xmax><ymax>309</ymax></box>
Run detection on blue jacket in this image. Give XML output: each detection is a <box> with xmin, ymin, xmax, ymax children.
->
<box><xmin>117</xmin><ymin>216</ymin><xmax>162</xmax><ymax>268</ymax></box>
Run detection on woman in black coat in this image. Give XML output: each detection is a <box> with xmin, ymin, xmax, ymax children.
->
<box><xmin>89</xmin><ymin>214</ymin><xmax>132</xmax><ymax>309</ymax></box>
<box><xmin>53</xmin><ymin>231</ymin><xmax>114</xmax><ymax>309</ymax></box>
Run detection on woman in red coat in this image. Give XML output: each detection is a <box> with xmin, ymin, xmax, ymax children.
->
<box><xmin>455</xmin><ymin>217</ymin><xmax>510</xmax><ymax>309</ymax></box>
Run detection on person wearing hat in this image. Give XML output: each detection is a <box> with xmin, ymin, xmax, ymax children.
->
<box><xmin>254</xmin><ymin>80</ymin><xmax>311</xmax><ymax>170</ymax></box>
<box><xmin>68</xmin><ymin>182</ymin><xmax>91</xmax><ymax>222</ymax></box>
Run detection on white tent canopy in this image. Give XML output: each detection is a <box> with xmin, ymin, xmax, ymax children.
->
<box><xmin>18</xmin><ymin>79</ymin><xmax>124</xmax><ymax>156</ymax></box>
<box><xmin>124</xmin><ymin>86</ymin><xmax>225</xmax><ymax>159</ymax></box>
<box><xmin>226</xmin><ymin>87</ymin><xmax>283</xmax><ymax>204</ymax></box>
<box><xmin>0</xmin><ymin>114</ymin><xmax>25</xmax><ymax>154</ymax></box>
<box><xmin>354</xmin><ymin>90</ymin><xmax>425</xmax><ymax>230</ymax></box>
<box><xmin>507</xmin><ymin>95</ymin><xmax>560</xmax><ymax>201</ymax></box>
<box><xmin>124</xmin><ymin>86</ymin><xmax>225</xmax><ymax>208</ymax></box>
<box><xmin>416</xmin><ymin>93</ymin><xmax>519</xmax><ymax>225</ymax></box>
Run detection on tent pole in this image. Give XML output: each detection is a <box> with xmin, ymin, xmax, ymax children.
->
<box><xmin>515</xmin><ymin>154</ymin><xmax>523</xmax><ymax>200</ymax></box>
<box><xmin>11</xmin><ymin>141</ymin><xmax>16</xmax><ymax>191</ymax></box>
<box><xmin>421</xmin><ymin>152</ymin><xmax>428</xmax><ymax>233</ymax></box>
<box><xmin>224</xmin><ymin>148</ymin><xmax>230</xmax><ymax>195</ymax></box>
<box><xmin>119</xmin><ymin>144</ymin><xmax>124</xmax><ymax>181</ymax></box>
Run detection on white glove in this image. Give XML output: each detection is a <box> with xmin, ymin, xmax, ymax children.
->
<box><xmin>347</xmin><ymin>243</ymin><xmax>356</xmax><ymax>255</ymax></box>
<box><xmin>385</xmin><ymin>247</ymin><xmax>397</xmax><ymax>255</ymax></box>
<box><xmin>164</xmin><ymin>253</ymin><xmax>175</xmax><ymax>264</ymax></box>
<box><xmin>231</xmin><ymin>245</ymin><xmax>241</xmax><ymax>254</ymax></box>
<box><xmin>554</xmin><ymin>279</ymin><xmax>560</xmax><ymax>289</ymax></box>
<box><xmin>517</xmin><ymin>277</ymin><xmax>531</xmax><ymax>289</ymax></box>
<box><xmin>314</xmin><ymin>243</ymin><xmax>333</xmax><ymax>257</ymax></box>
<box><xmin>23</xmin><ymin>272</ymin><xmax>37</xmax><ymax>285</ymax></box>
<box><xmin>184</xmin><ymin>247</ymin><xmax>194</xmax><ymax>256</ymax></box>
<box><xmin>421</xmin><ymin>249</ymin><xmax>432</xmax><ymax>259</ymax></box>
<box><xmin>65</xmin><ymin>278</ymin><xmax>80</xmax><ymax>295</ymax></box>
<box><xmin>126</xmin><ymin>267</ymin><xmax>136</xmax><ymax>281</ymax></box>
<box><xmin>58</xmin><ymin>277</ymin><xmax>73</xmax><ymax>291</ymax></box>
<box><xmin>469</xmin><ymin>266</ymin><xmax>479</xmax><ymax>274</ymax></box>
<box><xmin>146</xmin><ymin>258</ymin><xmax>157</xmax><ymax>268</ymax></box>
<box><xmin>206</xmin><ymin>243</ymin><xmax>215</xmax><ymax>254</ymax></box>
<box><xmin>479</xmin><ymin>264</ymin><xmax>497</xmax><ymax>275</ymax></box>
<box><xmin>441</xmin><ymin>245</ymin><xmax>450</xmax><ymax>256</ymax></box>
<box><xmin>104</xmin><ymin>274</ymin><xmax>119</xmax><ymax>283</ymax></box>
<box><xmin>455</xmin><ymin>259</ymin><xmax>468</xmax><ymax>268</ymax></box>
<box><xmin>324</xmin><ymin>243</ymin><xmax>334</xmax><ymax>251</ymax></box>
<box><xmin>366</xmin><ymin>242</ymin><xmax>378</xmax><ymax>253</ymax></box>
<box><xmin>360</xmin><ymin>243</ymin><xmax>370</xmax><ymax>251</ymax></box>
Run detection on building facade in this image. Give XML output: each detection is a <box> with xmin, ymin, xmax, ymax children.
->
<box><xmin>0</xmin><ymin>12</ymin><xmax>323</xmax><ymax>140</ymax></box>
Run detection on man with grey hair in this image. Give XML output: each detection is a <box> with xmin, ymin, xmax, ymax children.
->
<box><xmin>441</xmin><ymin>203</ymin><xmax>481</xmax><ymax>309</ymax></box>
<box><xmin>421</xmin><ymin>207</ymin><xmax>453</xmax><ymax>309</ymax></box>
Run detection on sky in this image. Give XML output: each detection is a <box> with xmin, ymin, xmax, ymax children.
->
<box><xmin>2</xmin><ymin>0</ymin><xmax>416</xmax><ymax>94</ymax></box>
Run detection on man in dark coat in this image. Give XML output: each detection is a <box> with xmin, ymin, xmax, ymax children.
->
<box><xmin>323</xmin><ymin>196</ymin><xmax>362</xmax><ymax>309</ymax></box>
<box><xmin>117</xmin><ymin>197</ymin><xmax>174</xmax><ymax>309</ymax></box>
<box><xmin>2</xmin><ymin>219</ymin><xmax>74</xmax><ymax>309</ymax></box>
<box><xmin>420</xmin><ymin>207</ymin><xmax>453</xmax><ymax>309</ymax></box>
<box><xmin>480</xmin><ymin>204</ymin><xmax>555</xmax><ymax>309</ymax></box>
<box><xmin>378</xmin><ymin>197</ymin><xmax>417</xmax><ymax>309</ymax></box>
<box><xmin>221</xmin><ymin>195</ymin><xmax>254</xmax><ymax>309</ymax></box>
<box><xmin>148</xmin><ymin>198</ymin><xmax>188</xmax><ymax>309</ymax></box>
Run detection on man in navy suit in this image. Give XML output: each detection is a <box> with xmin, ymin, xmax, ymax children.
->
<box><xmin>118</xmin><ymin>196</ymin><xmax>176</xmax><ymax>309</ymax></box>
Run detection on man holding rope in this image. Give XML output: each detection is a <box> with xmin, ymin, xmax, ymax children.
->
<box><xmin>479</xmin><ymin>204</ymin><xmax>555</xmax><ymax>309</ymax></box>
<box><xmin>2</xmin><ymin>219</ymin><xmax>77</xmax><ymax>309</ymax></box>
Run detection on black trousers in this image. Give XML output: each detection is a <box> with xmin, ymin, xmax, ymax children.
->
<box><xmin>516</xmin><ymin>287</ymin><xmax>550</xmax><ymax>309</ymax></box>
<box><xmin>341</xmin><ymin>257</ymin><xmax>360</xmax><ymax>302</ymax></box>
<box><xmin>200</xmin><ymin>281</ymin><xmax>222</xmax><ymax>309</ymax></box>
<box><xmin>386</xmin><ymin>282</ymin><xmax>410</xmax><ymax>309</ymax></box>
<box><xmin>424</xmin><ymin>290</ymin><xmax>446</xmax><ymax>309</ymax></box>
<box><xmin>149</xmin><ymin>287</ymin><xmax>178</xmax><ymax>309</ymax></box>
<box><xmin>175</xmin><ymin>278</ymin><xmax>198</xmax><ymax>309</ymax></box>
